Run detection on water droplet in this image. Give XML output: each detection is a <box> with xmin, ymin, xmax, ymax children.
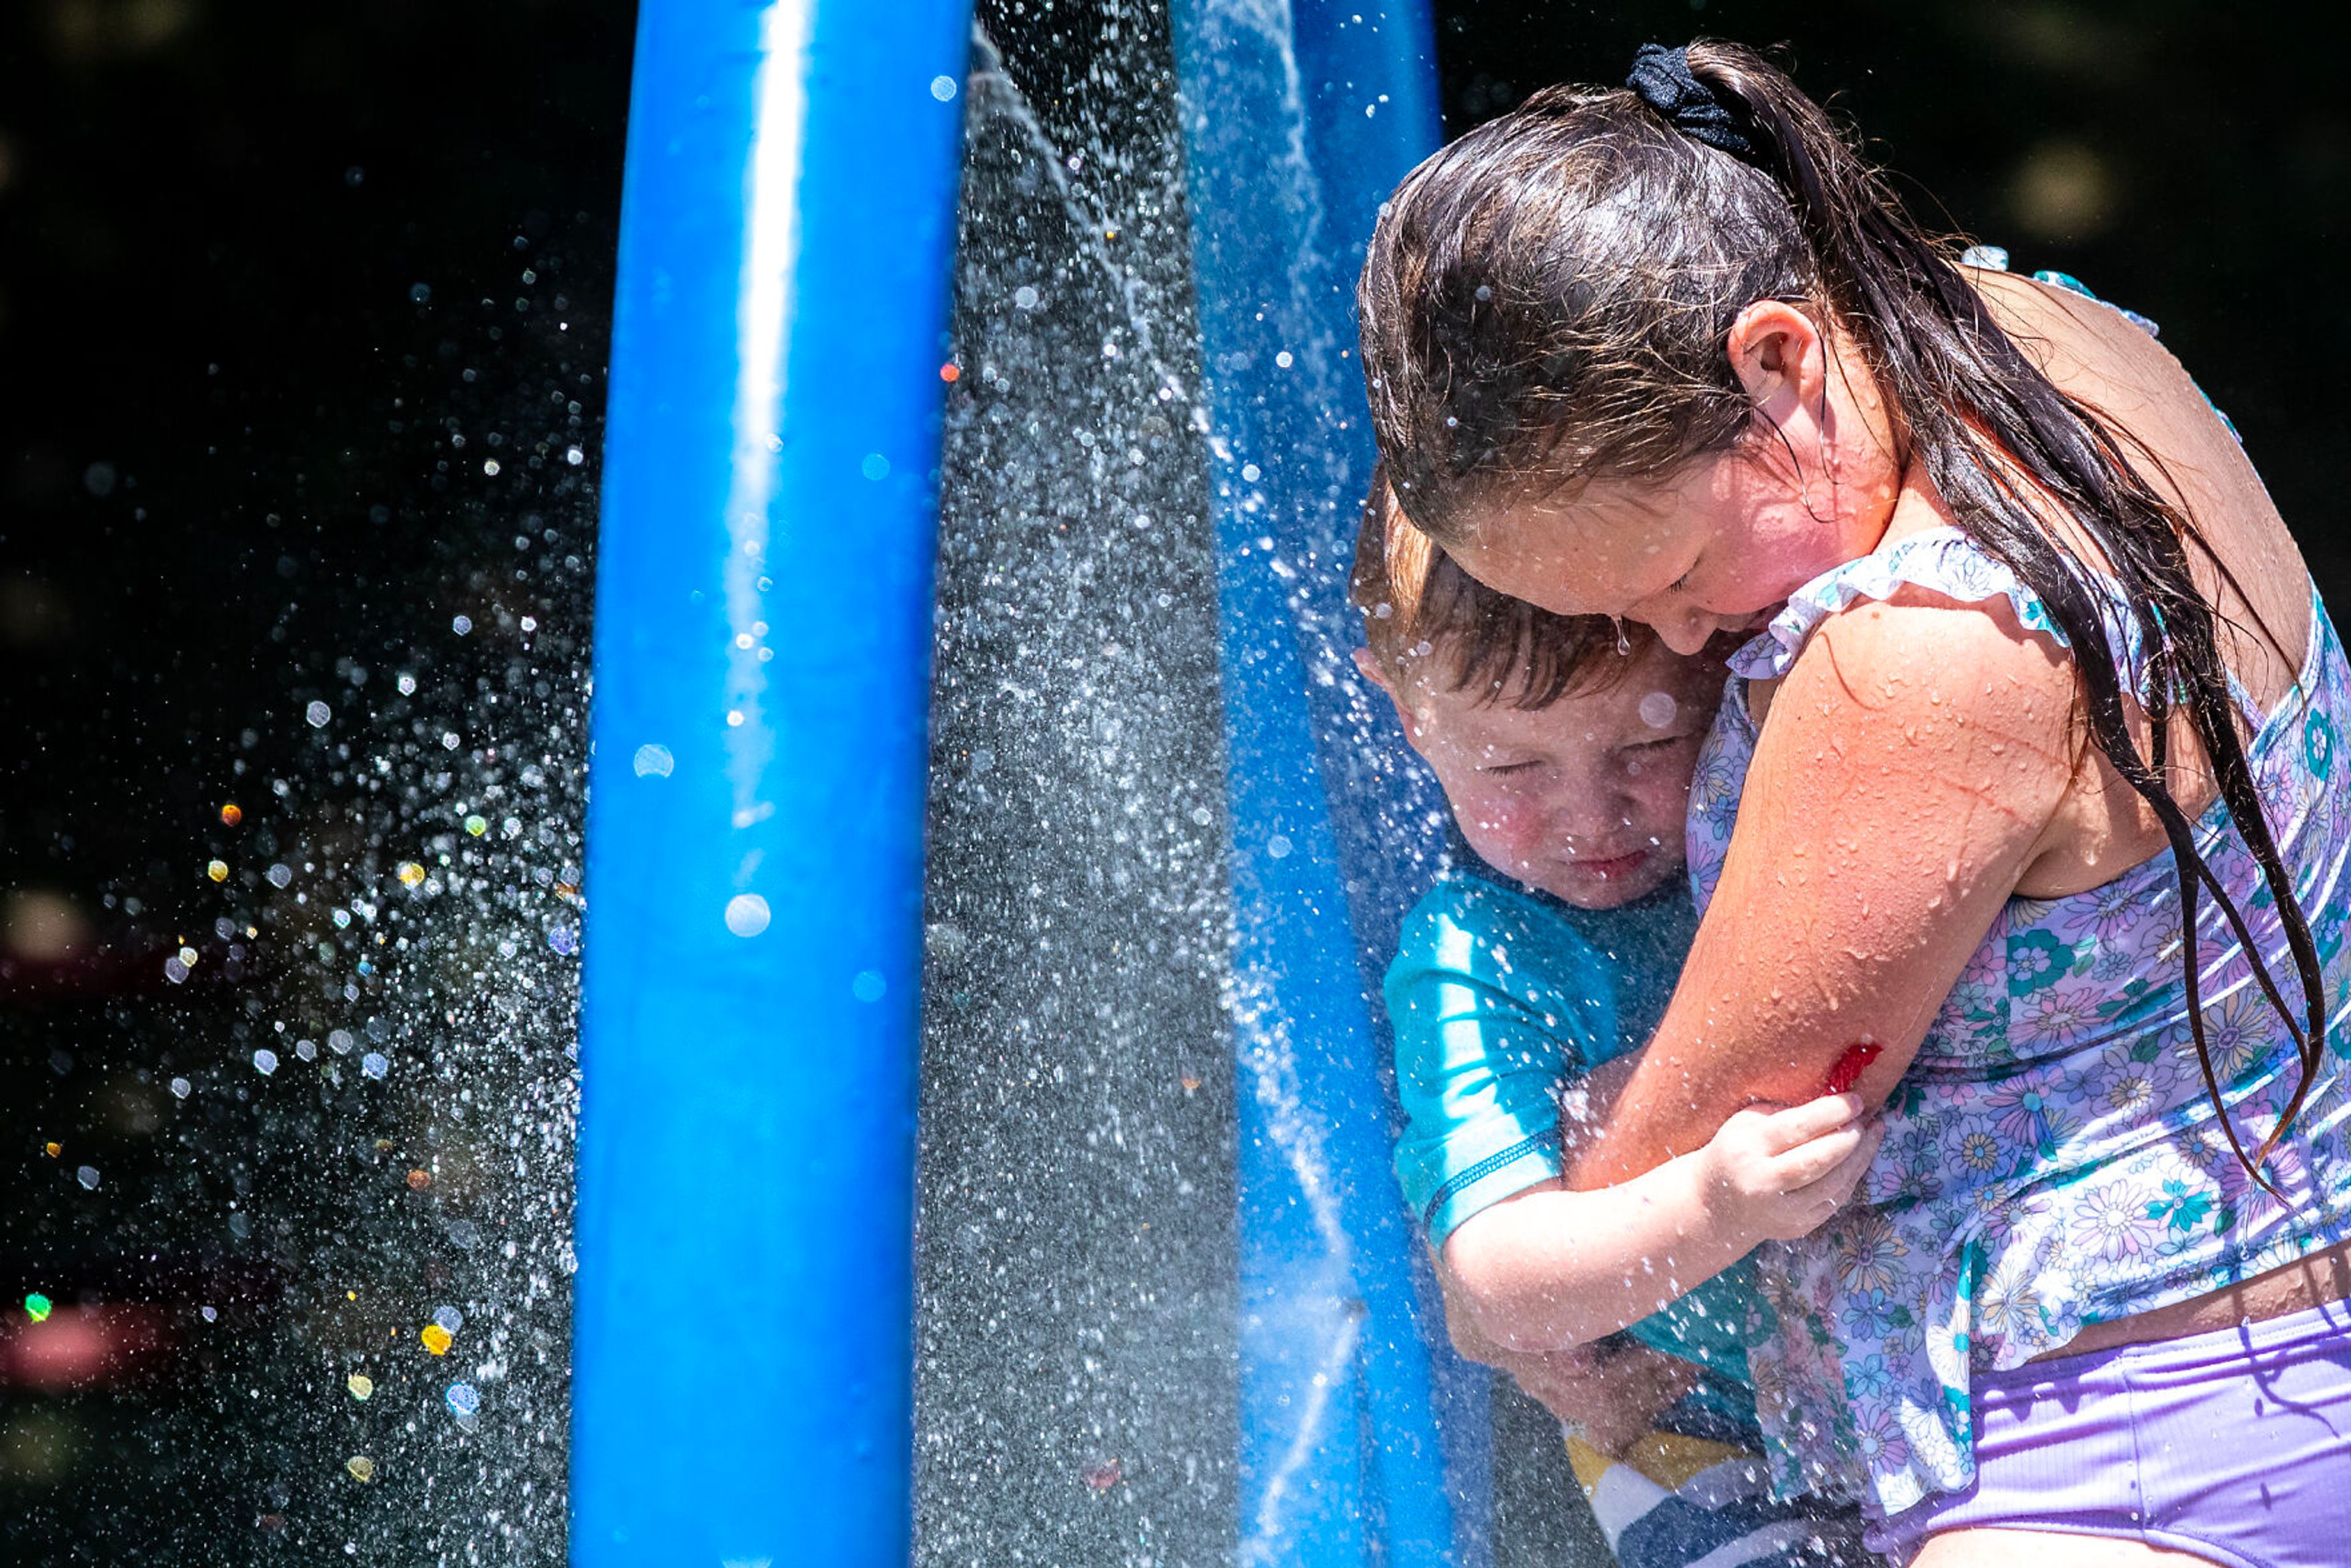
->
<box><xmin>267</xmin><ymin>863</ymin><xmax>293</xmax><ymax>888</ymax></box>
<box><xmin>361</xmin><ymin>1052</ymin><xmax>389</xmax><ymax>1081</ymax></box>
<box><xmin>1638</xmin><ymin>691</ymin><xmax>1678</xmax><ymax>729</ymax></box>
<box><xmin>345</xmin><ymin>1456</ymin><xmax>375</xmax><ymax>1482</ymax></box>
<box><xmin>396</xmin><ymin>861</ymin><xmax>426</xmax><ymax>888</ymax></box>
<box><xmin>1267</xmin><ymin>835</ymin><xmax>1292</xmax><ymax>860</ymax></box>
<box><xmin>407</xmin><ymin>1169</ymin><xmax>432</xmax><ymax>1191</ymax></box>
<box><xmin>219</xmin><ymin>803</ymin><xmax>242</xmax><ymax>827</ymax></box>
<box><xmin>170</xmin><ymin>1078</ymin><xmax>192</xmax><ymax>1098</ymax></box>
<box><xmin>433</xmin><ymin>1305</ymin><xmax>463</xmax><ymax>1335</ymax></box>
<box><xmin>75</xmin><ymin>1166</ymin><xmax>99</xmax><ymax>1190</ymax></box>
<box><xmin>327</xmin><ymin>1029</ymin><xmax>354</xmax><ymax>1055</ymax></box>
<box><xmin>451</xmin><ymin>615</ymin><xmax>473</xmax><ymax>635</ymax></box>
<box><xmin>252</xmin><ymin>1049</ymin><xmax>279</xmax><ymax>1076</ymax></box>
<box><xmin>446</xmin><ymin>1381</ymin><xmax>481</xmax><ymax>1419</ymax></box>
<box><xmin>1240</xmin><ymin>462</ymin><xmax>1261</xmax><ymax>482</ymax></box>
<box><xmin>482</xmin><ymin>459</ymin><xmax>501</xmax><ymax>476</ymax></box>
<box><xmin>565</xmin><ymin>445</ymin><xmax>585</xmax><ymax>465</ymax></box>
<box><xmin>206</xmin><ymin>860</ymin><xmax>229</xmax><ymax>883</ymax></box>
<box><xmin>1013</xmin><ymin>284</ymin><xmax>1040</xmax><ymax>310</ymax></box>
<box><xmin>930</xmin><ymin>74</ymin><xmax>958</xmax><ymax>102</ymax></box>
<box><xmin>347</xmin><ymin>1373</ymin><xmax>373</xmax><ymax>1401</ymax></box>
<box><xmin>1274</xmin><ymin>350</ymin><xmax>1293</xmax><ymax>369</ymax></box>
<box><xmin>547</xmin><ymin>926</ymin><xmax>579</xmax><ymax>956</ymax></box>
<box><xmin>463</xmin><ymin>814</ymin><xmax>489</xmax><ymax>837</ymax></box>
<box><xmin>420</xmin><ymin>1323</ymin><xmax>452</xmax><ymax>1356</ymax></box>
<box><xmin>163</xmin><ymin>956</ymin><xmax>189</xmax><ymax>985</ymax></box>
<box><xmin>861</xmin><ymin>452</ymin><xmax>891</xmax><ymax>481</ymax></box>
<box><xmin>852</xmin><ymin>969</ymin><xmax>886</xmax><ymax>1003</ymax></box>
<box><xmin>724</xmin><ymin>895</ymin><xmax>771</xmax><ymax>938</ymax></box>
<box><xmin>200</xmin><ymin>1305</ymin><xmax>217</xmax><ymax>1322</ymax></box>
<box><xmin>306</xmin><ymin>700</ymin><xmax>332</xmax><ymax>728</ymax></box>
<box><xmin>294</xmin><ymin>1040</ymin><xmax>317</xmax><ymax>1061</ymax></box>
<box><xmin>408</xmin><ymin>282</ymin><xmax>432</xmax><ymax>303</ymax></box>
<box><xmin>24</xmin><ymin>1294</ymin><xmax>51</xmax><ymax>1322</ymax></box>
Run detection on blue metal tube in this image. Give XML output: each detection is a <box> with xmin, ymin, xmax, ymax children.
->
<box><xmin>1166</xmin><ymin>3</ymin><xmax>1463</xmax><ymax>1564</ymax></box>
<box><xmin>571</xmin><ymin>2</ymin><xmax>970</xmax><ymax>1562</ymax></box>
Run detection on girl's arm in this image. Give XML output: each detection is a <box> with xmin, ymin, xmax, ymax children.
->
<box><xmin>1567</xmin><ymin>590</ymin><xmax>2089</xmax><ymax>1188</ymax></box>
<box><xmin>1445</xmin><ymin>1093</ymin><xmax>1880</xmax><ymax>1351</ymax></box>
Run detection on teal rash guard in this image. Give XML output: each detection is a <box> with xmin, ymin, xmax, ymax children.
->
<box><xmin>1385</xmin><ymin>864</ymin><xmax>1771</xmax><ymax>1383</ymax></box>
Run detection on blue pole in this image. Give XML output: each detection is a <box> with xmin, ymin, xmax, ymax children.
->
<box><xmin>1166</xmin><ymin>4</ymin><xmax>1466</xmax><ymax>1565</ymax></box>
<box><xmin>571</xmin><ymin>2</ymin><xmax>970</xmax><ymax>1562</ymax></box>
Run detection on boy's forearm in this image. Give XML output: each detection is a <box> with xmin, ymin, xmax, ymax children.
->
<box><xmin>1440</xmin><ymin>1154</ymin><xmax>1755</xmax><ymax>1353</ymax></box>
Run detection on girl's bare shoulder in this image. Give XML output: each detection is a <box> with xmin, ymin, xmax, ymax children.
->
<box><xmin>1965</xmin><ymin>266</ymin><xmax>2309</xmax><ymax>712</ymax></box>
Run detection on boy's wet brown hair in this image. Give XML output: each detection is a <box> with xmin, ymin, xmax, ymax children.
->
<box><xmin>1350</xmin><ymin>459</ymin><xmax>1652</xmax><ymax>710</ymax></box>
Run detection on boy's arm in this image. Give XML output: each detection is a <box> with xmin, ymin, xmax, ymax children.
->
<box><xmin>1386</xmin><ymin>888</ymin><xmax>1589</xmax><ymax>1250</ymax></box>
<box><xmin>1443</xmin><ymin>1093</ymin><xmax>1878</xmax><ymax>1352</ymax></box>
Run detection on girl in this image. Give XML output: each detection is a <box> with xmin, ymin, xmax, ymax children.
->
<box><xmin>1359</xmin><ymin>39</ymin><xmax>2351</xmax><ymax>1568</ymax></box>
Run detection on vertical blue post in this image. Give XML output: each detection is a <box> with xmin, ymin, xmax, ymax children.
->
<box><xmin>1168</xmin><ymin>4</ymin><xmax>1468</xmax><ymax>1566</ymax></box>
<box><xmin>572</xmin><ymin>2</ymin><xmax>970</xmax><ymax>1563</ymax></box>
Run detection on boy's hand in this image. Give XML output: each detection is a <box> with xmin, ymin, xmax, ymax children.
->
<box><xmin>1698</xmin><ymin>1093</ymin><xmax>1881</xmax><ymax>1241</ymax></box>
<box><xmin>1513</xmin><ymin>1338</ymin><xmax>1700</xmax><ymax>1455</ymax></box>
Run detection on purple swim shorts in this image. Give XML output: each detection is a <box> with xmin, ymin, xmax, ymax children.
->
<box><xmin>1865</xmin><ymin>1296</ymin><xmax>2351</xmax><ymax>1567</ymax></box>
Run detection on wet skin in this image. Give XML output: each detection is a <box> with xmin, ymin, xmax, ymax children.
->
<box><xmin>1429</xmin><ymin>276</ymin><xmax>2351</xmax><ymax>1556</ymax></box>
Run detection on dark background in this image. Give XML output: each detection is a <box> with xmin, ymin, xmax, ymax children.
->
<box><xmin>2</xmin><ymin>0</ymin><xmax>2345</xmax><ymax>1561</ymax></box>
<box><xmin>0</xmin><ymin>1</ymin><xmax>631</xmax><ymax>1561</ymax></box>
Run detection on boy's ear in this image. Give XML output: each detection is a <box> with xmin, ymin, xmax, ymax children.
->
<box><xmin>1353</xmin><ymin>647</ymin><xmax>1425</xmax><ymax>749</ymax></box>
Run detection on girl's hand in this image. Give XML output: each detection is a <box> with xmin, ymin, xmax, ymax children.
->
<box><xmin>1698</xmin><ymin>1093</ymin><xmax>1882</xmax><ymax>1241</ymax></box>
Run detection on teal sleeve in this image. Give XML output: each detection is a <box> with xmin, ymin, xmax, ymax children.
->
<box><xmin>1385</xmin><ymin>882</ymin><xmax>1609</xmax><ymax>1250</ymax></box>
<box><xmin>1384</xmin><ymin>877</ymin><xmax>1775</xmax><ymax>1386</ymax></box>
<box><xmin>1623</xmin><ymin>1257</ymin><xmax>1774</xmax><ymax>1386</ymax></box>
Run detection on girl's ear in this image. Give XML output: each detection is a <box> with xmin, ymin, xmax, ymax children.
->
<box><xmin>1725</xmin><ymin>299</ymin><xmax>1828</xmax><ymax>431</ymax></box>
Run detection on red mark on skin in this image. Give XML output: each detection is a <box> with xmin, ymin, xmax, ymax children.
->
<box><xmin>1823</xmin><ymin>1042</ymin><xmax>1883</xmax><ymax>1097</ymax></box>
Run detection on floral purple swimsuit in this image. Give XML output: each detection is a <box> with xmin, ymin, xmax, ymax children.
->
<box><xmin>1687</xmin><ymin>522</ymin><xmax>2351</xmax><ymax>1518</ymax></box>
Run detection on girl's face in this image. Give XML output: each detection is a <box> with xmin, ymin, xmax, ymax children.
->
<box><xmin>1444</xmin><ymin>450</ymin><xmax>1858</xmax><ymax>656</ymax></box>
<box><xmin>1442</xmin><ymin>302</ymin><xmax>1902</xmax><ymax>655</ymax></box>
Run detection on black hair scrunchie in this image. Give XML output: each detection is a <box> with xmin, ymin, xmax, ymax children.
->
<box><xmin>1625</xmin><ymin>42</ymin><xmax>1758</xmax><ymax>160</ymax></box>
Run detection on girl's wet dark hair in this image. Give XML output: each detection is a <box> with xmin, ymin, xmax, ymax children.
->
<box><xmin>1349</xmin><ymin>459</ymin><xmax>1660</xmax><ymax>710</ymax></box>
<box><xmin>1357</xmin><ymin>40</ymin><xmax>2326</xmax><ymax>1175</ymax></box>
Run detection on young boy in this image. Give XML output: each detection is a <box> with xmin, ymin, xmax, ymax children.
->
<box><xmin>1351</xmin><ymin>475</ymin><xmax>1873</xmax><ymax>1568</ymax></box>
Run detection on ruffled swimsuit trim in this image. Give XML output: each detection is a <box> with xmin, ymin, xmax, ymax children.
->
<box><xmin>1728</xmin><ymin>525</ymin><xmax>2148</xmax><ymax>692</ymax></box>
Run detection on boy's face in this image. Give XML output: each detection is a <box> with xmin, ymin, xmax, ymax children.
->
<box><xmin>1365</xmin><ymin>639</ymin><xmax>1724</xmax><ymax>909</ymax></box>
